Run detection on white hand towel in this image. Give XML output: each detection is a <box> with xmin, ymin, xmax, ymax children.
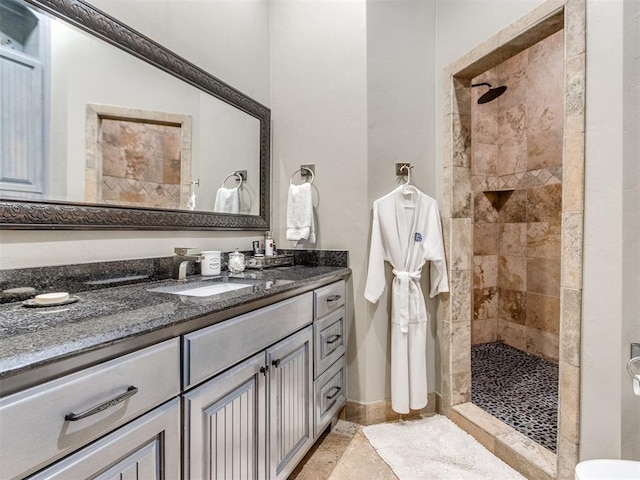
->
<box><xmin>286</xmin><ymin>183</ymin><xmax>315</xmax><ymax>245</ymax></box>
<box><xmin>213</xmin><ymin>187</ymin><xmax>240</xmax><ymax>214</ymax></box>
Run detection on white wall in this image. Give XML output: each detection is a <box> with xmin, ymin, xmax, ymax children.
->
<box><xmin>87</xmin><ymin>0</ymin><xmax>272</xmax><ymax>106</ymax></box>
<box><xmin>365</xmin><ymin>0</ymin><xmax>438</xmax><ymax>400</ymax></box>
<box><xmin>269</xmin><ymin>0</ymin><xmax>370</xmax><ymax>400</ymax></box>
<box><xmin>581</xmin><ymin>0</ymin><xmax>640</xmax><ymax>460</ymax></box>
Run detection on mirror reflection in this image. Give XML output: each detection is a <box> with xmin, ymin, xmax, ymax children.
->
<box><xmin>0</xmin><ymin>0</ymin><xmax>260</xmax><ymax>215</ymax></box>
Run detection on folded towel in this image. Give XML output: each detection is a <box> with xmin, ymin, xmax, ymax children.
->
<box><xmin>186</xmin><ymin>193</ymin><xmax>197</xmax><ymax>211</ymax></box>
<box><xmin>286</xmin><ymin>183</ymin><xmax>315</xmax><ymax>245</ymax></box>
<box><xmin>213</xmin><ymin>187</ymin><xmax>240</xmax><ymax>214</ymax></box>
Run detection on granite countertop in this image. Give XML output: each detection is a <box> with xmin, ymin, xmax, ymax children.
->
<box><xmin>0</xmin><ymin>265</ymin><xmax>350</xmax><ymax>391</ymax></box>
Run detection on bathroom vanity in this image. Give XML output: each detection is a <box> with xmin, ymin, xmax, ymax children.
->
<box><xmin>0</xmin><ymin>265</ymin><xmax>349</xmax><ymax>479</ymax></box>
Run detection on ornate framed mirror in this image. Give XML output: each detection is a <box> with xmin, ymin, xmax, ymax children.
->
<box><xmin>0</xmin><ymin>0</ymin><xmax>270</xmax><ymax>230</ymax></box>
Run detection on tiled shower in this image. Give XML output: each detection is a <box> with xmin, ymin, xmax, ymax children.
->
<box><xmin>470</xmin><ymin>30</ymin><xmax>564</xmax><ymax>450</ymax></box>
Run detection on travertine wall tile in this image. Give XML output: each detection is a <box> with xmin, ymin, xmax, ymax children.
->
<box><xmin>527</xmin><ymin>257</ymin><xmax>561</xmax><ymax>296</ymax></box>
<box><xmin>472</xmin><ymin>318</ymin><xmax>498</xmax><ymax>344</ymax></box>
<box><xmin>498</xmin><ymin>287</ymin><xmax>527</xmax><ymax>324</ymax></box>
<box><xmin>473</xmin><ymin>255</ymin><xmax>498</xmax><ymax>288</ymax></box>
<box><xmin>451</xmin><ymin>372</ymin><xmax>471</xmax><ymax>405</ymax></box>
<box><xmin>498</xmin><ymin>140</ymin><xmax>528</xmax><ymax>176</ymax></box>
<box><xmin>498</xmin><ymin>255</ymin><xmax>527</xmax><ymax>290</ymax></box>
<box><xmin>453</xmin><ymin>77</ymin><xmax>472</xmax><ymax>115</ymax></box>
<box><xmin>565</xmin><ymin>0</ymin><xmax>586</xmax><ymax>58</ymax></box>
<box><xmin>527</xmin><ymin>184</ymin><xmax>562</xmax><ymax>222</ymax></box>
<box><xmin>453</xmin><ymin>114</ymin><xmax>472</xmax><ymax>167</ymax></box>
<box><xmin>498</xmin><ymin>318</ymin><xmax>527</xmax><ymax>351</ymax></box>
<box><xmin>452</xmin><ymin>322</ymin><xmax>471</xmax><ymax>374</ymax></box>
<box><xmin>452</xmin><ymin>167</ymin><xmax>472</xmax><ymax>218</ymax></box>
<box><xmin>451</xmin><ymin>270</ymin><xmax>472</xmax><ymax>323</ymax></box>
<box><xmin>563</xmin><ymin>133</ymin><xmax>585</xmax><ymax>212</ymax></box>
<box><xmin>526</xmin><ymin>327</ymin><xmax>560</xmax><ymax>362</ymax></box>
<box><xmin>451</xmin><ymin>218</ymin><xmax>473</xmax><ymax>270</ymax></box>
<box><xmin>474</xmin><ymin>287</ymin><xmax>498</xmax><ymax>319</ymax></box>
<box><xmin>499</xmin><ymin>223</ymin><xmax>527</xmax><ymax>256</ymax></box>
<box><xmin>472</xmin><ymin>143</ymin><xmax>498</xmax><ymax>176</ymax></box>
<box><xmin>474</xmin><ymin>191</ymin><xmax>499</xmax><ymax>223</ymax></box>
<box><xmin>443</xmin><ymin>115</ymin><xmax>453</xmax><ymax>168</ymax></box>
<box><xmin>527</xmin><ymin>292</ymin><xmax>560</xmax><ymax>334</ymax></box>
<box><xmin>442</xmin><ymin>167</ymin><xmax>452</xmax><ymax>218</ymax></box>
<box><xmin>560</xmin><ymin>287</ymin><xmax>582</xmax><ymax>367</ymax></box>
<box><xmin>499</xmin><ymin>190</ymin><xmax>528</xmax><ymax>223</ymax></box>
<box><xmin>474</xmin><ymin>223</ymin><xmax>499</xmax><ymax>255</ymax></box>
<box><xmin>559</xmin><ymin>362</ymin><xmax>580</xmax><ymax>443</ymax></box>
<box><xmin>527</xmin><ymin>222</ymin><xmax>562</xmax><ymax>259</ymax></box>
<box><xmin>565</xmin><ymin>54</ymin><xmax>586</xmax><ymax>136</ymax></box>
<box><xmin>561</xmin><ymin>211</ymin><xmax>583</xmax><ymax>289</ymax></box>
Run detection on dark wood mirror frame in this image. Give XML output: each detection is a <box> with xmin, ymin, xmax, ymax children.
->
<box><xmin>0</xmin><ymin>0</ymin><xmax>270</xmax><ymax>230</ymax></box>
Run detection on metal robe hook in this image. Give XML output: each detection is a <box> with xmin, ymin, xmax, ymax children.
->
<box><xmin>395</xmin><ymin>163</ymin><xmax>413</xmax><ymax>185</ymax></box>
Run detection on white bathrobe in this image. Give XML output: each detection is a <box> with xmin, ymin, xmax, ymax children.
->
<box><xmin>365</xmin><ymin>185</ymin><xmax>449</xmax><ymax>414</ymax></box>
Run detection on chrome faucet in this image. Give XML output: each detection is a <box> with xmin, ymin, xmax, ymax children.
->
<box><xmin>172</xmin><ymin>248</ymin><xmax>202</xmax><ymax>282</ymax></box>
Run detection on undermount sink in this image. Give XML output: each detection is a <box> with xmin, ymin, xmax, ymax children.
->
<box><xmin>148</xmin><ymin>281</ymin><xmax>254</xmax><ymax>297</ymax></box>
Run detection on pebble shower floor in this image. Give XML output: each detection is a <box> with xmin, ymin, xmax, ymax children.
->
<box><xmin>471</xmin><ymin>342</ymin><xmax>559</xmax><ymax>452</ymax></box>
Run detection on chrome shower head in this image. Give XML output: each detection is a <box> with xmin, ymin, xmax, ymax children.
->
<box><xmin>472</xmin><ymin>82</ymin><xmax>508</xmax><ymax>104</ymax></box>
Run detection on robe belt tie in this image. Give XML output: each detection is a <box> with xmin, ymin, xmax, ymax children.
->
<box><xmin>392</xmin><ymin>269</ymin><xmax>421</xmax><ymax>333</ymax></box>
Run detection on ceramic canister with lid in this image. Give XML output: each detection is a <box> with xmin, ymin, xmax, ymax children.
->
<box><xmin>201</xmin><ymin>251</ymin><xmax>221</xmax><ymax>276</ymax></box>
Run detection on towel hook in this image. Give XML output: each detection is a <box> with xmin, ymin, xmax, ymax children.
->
<box><xmin>400</xmin><ymin>164</ymin><xmax>413</xmax><ymax>185</ymax></box>
<box><xmin>221</xmin><ymin>171</ymin><xmax>244</xmax><ymax>189</ymax></box>
<box><xmin>289</xmin><ymin>166</ymin><xmax>315</xmax><ymax>185</ymax></box>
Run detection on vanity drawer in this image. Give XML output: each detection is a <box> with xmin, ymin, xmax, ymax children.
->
<box><xmin>314</xmin><ymin>356</ymin><xmax>346</xmax><ymax>438</ymax></box>
<box><xmin>0</xmin><ymin>338</ymin><xmax>180</xmax><ymax>480</ymax></box>
<box><xmin>314</xmin><ymin>306</ymin><xmax>346</xmax><ymax>378</ymax></box>
<box><xmin>314</xmin><ymin>280</ymin><xmax>345</xmax><ymax>319</ymax></box>
<box><xmin>183</xmin><ymin>292</ymin><xmax>313</xmax><ymax>389</ymax></box>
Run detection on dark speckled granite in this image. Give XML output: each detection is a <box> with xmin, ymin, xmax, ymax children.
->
<box><xmin>0</xmin><ymin>263</ymin><xmax>351</xmax><ymax>389</ymax></box>
<box><xmin>0</xmin><ymin>250</ymin><xmax>348</xmax><ymax>303</ymax></box>
<box><xmin>0</xmin><ymin>257</ymin><xmax>174</xmax><ymax>303</ymax></box>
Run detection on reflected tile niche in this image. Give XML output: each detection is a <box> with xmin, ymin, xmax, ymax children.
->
<box><xmin>85</xmin><ymin>104</ymin><xmax>192</xmax><ymax>209</ymax></box>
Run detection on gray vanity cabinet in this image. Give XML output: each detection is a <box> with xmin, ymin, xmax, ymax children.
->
<box><xmin>267</xmin><ymin>326</ymin><xmax>314</xmax><ymax>480</ymax></box>
<box><xmin>313</xmin><ymin>280</ymin><xmax>347</xmax><ymax>437</ymax></box>
<box><xmin>183</xmin><ymin>351</ymin><xmax>267</xmax><ymax>480</ymax></box>
<box><xmin>182</xmin><ymin>294</ymin><xmax>314</xmax><ymax>480</ymax></box>
<box><xmin>28</xmin><ymin>398</ymin><xmax>181</xmax><ymax>480</ymax></box>
<box><xmin>0</xmin><ymin>338</ymin><xmax>181</xmax><ymax>480</ymax></box>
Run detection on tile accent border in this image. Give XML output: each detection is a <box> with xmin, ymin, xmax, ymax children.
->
<box><xmin>441</xmin><ymin>1</ymin><xmax>585</xmax><ymax>478</ymax></box>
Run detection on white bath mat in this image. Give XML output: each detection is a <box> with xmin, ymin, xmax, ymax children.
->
<box><xmin>362</xmin><ymin>415</ymin><xmax>526</xmax><ymax>480</ymax></box>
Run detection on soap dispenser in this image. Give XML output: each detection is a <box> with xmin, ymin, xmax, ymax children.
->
<box><xmin>265</xmin><ymin>231</ymin><xmax>274</xmax><ymax>256</ymax></box>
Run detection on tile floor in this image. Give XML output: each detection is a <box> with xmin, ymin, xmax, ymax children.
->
<box><xmin>289</xmin><ymin>420</ymin><xmax>397</xmax><ymax>480</ymax></box>
<box><xmin>471</xmin><ymin>341</ymin><xmax>559</xmax><ymax>452</ymax></box>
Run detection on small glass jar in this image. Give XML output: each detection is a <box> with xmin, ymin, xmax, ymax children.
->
<box><xmin>228</xmin><ymin>249</ymin><xmax>246</xmax><ymax>274</ymax></box>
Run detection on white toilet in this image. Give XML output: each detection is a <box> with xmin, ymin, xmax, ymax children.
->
<box><xmin>575</xmin><ymin>459</ymin><xmax>640</xmax><ymax>480</ymax></box>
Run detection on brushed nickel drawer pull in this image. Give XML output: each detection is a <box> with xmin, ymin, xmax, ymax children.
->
<box><xmin>326</xmin><ymin>295</ymin><xmax>341</xmax><ymax>304</ymax></box>
<box><xmin>326</xmin><ymin>386</ymin><xmax>342</xmax><ymax>400</ymax></box>
<box><xmin>326</xmin><ymin>334</ymin><xmax>342</xmax><ymax>345</ymax></box>
<box><xmin>65</xmin><ymin>386</ymin><xmax>138</xmax><ymax>422</ymax></box>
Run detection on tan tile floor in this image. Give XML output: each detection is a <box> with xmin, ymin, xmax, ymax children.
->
<box><xmin>289</xmin><ymin>420</ymin><xmax>397</xmax><ymax>480</ymax></box>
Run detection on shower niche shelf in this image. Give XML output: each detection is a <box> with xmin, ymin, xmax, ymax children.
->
<box><xmin>481</xmin><ymin>189</ymin><xmax>515</xmax><ymax>211</ymax></box>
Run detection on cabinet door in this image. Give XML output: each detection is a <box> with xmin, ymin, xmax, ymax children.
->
<box><xmin>183</xmin><ymin>352</ymin><xmax>266</xmax><ymax>480</ymax></box>
<box><xmin>267</xmin><ymin>326</ymin><xmax>314</xmax><ymax>480</ymax></box>
<box><xmin>29</xmin><ymin>398</ymin><xmax>181</xmax><ymax>480</ymax></box>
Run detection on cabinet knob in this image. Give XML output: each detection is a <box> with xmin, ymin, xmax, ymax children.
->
<box><xmin>272</xmin><ymin>359</ymin><xmax>281</xmax><ymax>368</ymax></box>
<box><xmin>260</xmin><ymin>365</ymin><xmax>269</xmax><ymax>376</ymax></box>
